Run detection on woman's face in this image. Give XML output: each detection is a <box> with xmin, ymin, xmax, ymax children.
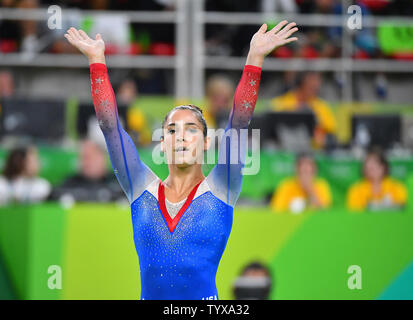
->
<box><xmin>24</xmin><ymin>148</ymin><xmax>39</xmax><ymax>178</ymax></box>
<box><xmin>161</xmin><ymin>109</ymin><xmax>209</xmax><ymax>167</ymax></box>
<box><xmin>208</xmin><ymin>84</ymin><xmax>233</xmax><ymax>114</ymax></box>
<box><xmin>297</xmin><ymin>157</ymin><xmax>316</xmax><ymax>185</ymax></box>
<box><xmin>364</xmin><ymin>155</ymin><xmax>385</xmax><ymax>182</ymax></box>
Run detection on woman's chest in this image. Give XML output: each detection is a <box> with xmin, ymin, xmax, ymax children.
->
<box><xmin>131</xmin><ymin>191</ymin><xmax>233</xmax><ymax>248</ymax></box>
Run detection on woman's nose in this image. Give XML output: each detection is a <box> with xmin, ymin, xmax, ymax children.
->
<box><xmin>176</xmin><ymin>132</ymin><xmax>185</xmax><ymax>142</ymax></box>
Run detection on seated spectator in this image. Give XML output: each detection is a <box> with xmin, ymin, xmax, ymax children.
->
<box><xmin>347</xmin><ymin>148</ymin><xmax>407</xmax><ymax>212</ymax></box>
<box><xmin>233</xmin><ymin>261</ymin><xmax>273</xmax><ymax>300</ymax></box>
<box><xmin>203</xmin><ymin>74</ymin><xmax>235</xmax><ymax>130</ymax></box>
<box><xmin>0</xmin><ymin>146</ymin><xmax>51</xmax><ymax>205</ymax></box>
<box><xmin>84</xmin><ymin>0</ymin><xmax>131</xmax><ymax>54</ymax></box>
<box><xmin>50</xmin><ymin>139</ymin><xmax>123</xmax><ymax>203</ymax></box>
<box><xmin>297</xmin><ymin>0</ymin><xmax>341</xmax><ymax>59</ymax></box>
<box><xmin>271</xmin><ymin>71</ymin><xmax>337</xmax><ymax>149</ymax></box>
<box><xmin>116</xmin><ymin>78</ymin><xmax>152</xmax><ymax>146</ymax></box>
<box><xmin>0</xmin><ymin>70</ymin><xmax>15</xmax><ymax>98</ymax></box>
<box><xmin>270</xmin><ymin>153</ymin><xmax>332</xmax><ymax>213</ymax></box>
<box><xmin>18</xmin><ymin>0</ymin><xmax>40</xmax><ymax>53</ymax></box>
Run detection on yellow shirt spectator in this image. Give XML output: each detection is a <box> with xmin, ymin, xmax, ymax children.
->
<box><xmin>270</xmin><ymin>177</ymin><xmax>332</xmax><ymax>213</ymax></box>
<box><xmin>271</xmin><ymin>90</ymin><xmax>337</xmax><ymax>135</ymax></box>
<box><xmin>204</xmin><ymin>74</ymin><xmax>235</xmax><ymax>130</ymax></box>
<box><xmin>203</xmin><ymin>108</ymin><xmax>216</xmax><ymax>129</ymax></box>
<box><xmin>347</xmin><ymin>177</ymin><xmax>407</xmax><ymax>211</ymax></box>
<box><xmin>127</xmin><ymin>106</ymin><xmax>152</xmax><ymax>146</ymax></box>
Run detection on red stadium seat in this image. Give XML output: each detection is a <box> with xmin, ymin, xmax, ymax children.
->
<box><xmin>0</xmin><ymin>40</ymin><xmax>17</xmax><ymax>53</ymax></box>
<box><xmin>392</xmin><ymin>52</ymin><xmax>413</xmax><ymax>60</ymax></box>
<box><xmin>354</xmin><ymin>49</ymin><xmax>371</xmax><ymax>60</ymax></box>
<box><xmin>359</xmin><ymin>0</ymin><xmax>390</xmax><ymax>11</ymax></box>
<box><xmin>300</xmin><ymin>45</ymin><xmax>320</xmax><ymax>59</ymax></box>
<box><xmin>272</xmin><ymin>46</ymin><xmax>294</xmax><ymax>59</ymax></box>
<box><xmin>129</xmin><ymin>43</ymin><xmax>144</xmax><ymax>55</ymax></box>
<box><xmin>149</xmin><ymin>42</ymin><xmax>175</xmax><ymax>56</ymax></box>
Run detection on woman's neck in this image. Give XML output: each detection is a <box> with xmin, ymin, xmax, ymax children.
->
<box><xmin>369</xmin><ymin>177</ymin><xmax>384</xmax><ymax>195</ymax></box>
<box><xmin>163</xmin><ymin>164</ymin><xmax>204</xmax><ymax>200</ymax></box>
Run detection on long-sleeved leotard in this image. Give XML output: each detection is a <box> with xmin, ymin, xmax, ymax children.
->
<box><xmin>90</xmin><ymin>63</ymin><xmax>261</xmax><ymax>300</ymax></box>
<box><xmin>90</xmin><ymin>63</ymin><xmax>158</xmax><ymax>203</ymax></box>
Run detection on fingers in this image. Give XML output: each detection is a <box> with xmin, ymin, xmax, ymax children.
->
<box><xmin>78</xmin><ymin>29</ymin><xmax>90</xmax><ymax>41</ymax></box>
<box><xmin>67</xmin><ymin>27</ymin><xmax>82</xmax><ymax>42</ymax></box>
<box><xmin>257</xmin><ymin>23</ymin><xmax>268</xmax><ymax>34</ymax></box>
<box><xmin>283</xmin><ymin>26</ymin><xmax>299</xmax><ymax>39</ymax></box>
<box><xmin>64</xmin><ymin>33</ymin><xmax>76</xmax><ymax>46</ymax></box>
<box><xmin>96</xmin><ymin>33</ymin><xmax>103</xmax><ymax>41</ymax></box>
<box><xmin>66</xmin><ymin>28</ymin><xmax>79</xmax><ymax>42</ymax></box>
<box><xmin>283</xmin><ymin>37</ymin><xmax>298</xmax><ymax>44</ymax></box>
<box><xmin>269</xmin><ymin>20</ymin><xmax>289</xmax><ymax>35</ymax></box>
<box><xmin>277</xmin><ymin>22</ymin><xmax>297</xmax><ymax>37</ymax></box>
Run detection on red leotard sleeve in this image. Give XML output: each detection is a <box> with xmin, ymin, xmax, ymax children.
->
<box><xmin>90</xmin><ymin>63</ymin><xmax>157</xmax><ymax>203</ymax></box>
<box><xmin>206</xmin><ymin>65</ymin><xmax>262</xmax><ymax>207</ymax></box>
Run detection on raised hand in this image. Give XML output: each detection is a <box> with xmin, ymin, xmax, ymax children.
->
<box><xmin>246</xmin><ymin>21</ymin><xmax>298</xmax><ymax>67</ymax></box>
<box><xmin>64</xmin><ymin>27</ymin><xmax>106</xmax><ymax>64</ymax></box>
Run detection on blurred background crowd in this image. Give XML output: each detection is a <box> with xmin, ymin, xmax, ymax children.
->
<box><xmin>1</xmin><ymin>0</ymin><xmax>413</xmax><ymax>213</ymax></box>
<box><xmin>1</xmin><ymin>0</ymin><xmax>413</xmax><ymax>300</ymax></box>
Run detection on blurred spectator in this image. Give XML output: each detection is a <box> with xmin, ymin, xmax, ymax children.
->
<box><xmin>50</xmin><ymin>139</ymin><xmax>123</xmax><ymax>203</ymax></box>
<box><xmin>130</xmin><ymin>0</ymin><xmax>175</xmax><ymax>55</ymax></box>
<box><xmin>50</xmin><ymin>0</ymin><xmax>131</xmax><ymax>54</ymax></box>
<box><xmin>0</xmin><ymin>70</ymin><xmax>15</xmax><ymax>98</ymax></box>
<box><xmin>117</xmin><ymin>78</ymin><xmax>138</xmax><ymax>106</ymax></box>
<box><xmin>271</xmin><ymin>71</ymin><xmax>337</xmax><ymax>149</ymax></box>
<box><xmin>0</xmin><ymin>146</ymin><xmax>51</xmax><ymax>205</ymax></box>
<box><xmin>203</xmin><ymin>74</ymin><xmax>234</xmax><ymax>129</ymax></box>
<box><xmin>81</xmin><ymin>0</ymin><xmax>131</xmax><ymax>54</ymax></box>
<box><xmin>48</xmin><ymin>5</ymin><xmax>83</xmax><ymax>54</ymax></box>
<box><xmin>116</xmin><ymin>78</ymin><xmax>152</xmax><ymax>146</ymax></box>
<box><xmin>297</xmin><ymin>0</ymin><xmax>341</xmax><ymax>59</ymax></box>
<box><xmin>233</xmin><ymin>261</ymin><xmax>272</xmax><ymax>300</ymax></box>
<box><xmin>347</xmin><ymin>147</ymin><xmax>407</xmax><ymax>212</ymax></box>
<box><xmin>270</xmin><ymin>152</ymin><xmax>332</xmax><ymax>213</ymax></box>
<box><xmin>18</xmin><ymin>0</ymin><xmax>40</xmax><ymax>53</ymax></box>
<box><xmin>205</xmin><ymin>0</ymin><xmax>297</xmax><ymax>56</ymax></box>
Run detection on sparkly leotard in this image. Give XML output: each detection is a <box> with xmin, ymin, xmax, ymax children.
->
<box><xmin>90</xmin><ymin>63</ymin><xmax>261</xmax><ymax>300</ymax></box>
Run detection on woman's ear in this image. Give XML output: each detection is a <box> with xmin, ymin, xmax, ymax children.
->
<box><xmin>160</xmin><ymin>136</ymin><xmax>165</xmax><ymax>153</ymax></box>
<box><xmin>204</xmin><ymin>135</ymin><xmax>211</xmax><ymax>151</ymax></box>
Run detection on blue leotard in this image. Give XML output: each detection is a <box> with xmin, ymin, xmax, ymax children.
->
<box><xmin>90</xmin><ymin>63</ymin><xmax>261</xmax><ymax>300</ymax></box>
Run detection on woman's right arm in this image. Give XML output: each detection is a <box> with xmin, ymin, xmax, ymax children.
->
<box><xmin>65</xmin><ymin>28</ymin><xmax>157</xmax><ymax>203</ymax></box>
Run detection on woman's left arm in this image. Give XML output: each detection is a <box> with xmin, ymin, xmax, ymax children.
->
<box><xmin>207</xmin><ymin>21</ymin><xmax>298</xmax><ymax>207</ymax></box>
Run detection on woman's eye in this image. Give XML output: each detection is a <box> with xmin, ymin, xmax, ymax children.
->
<box><xmin>188</xmin><ymin>127</ymin><xmax>197</xmax><ymax>133</ymax></box>
<box><xmin>168</xmin><ymin>129</ymin><xmax>175</xmax><ymax>134</ymax></box>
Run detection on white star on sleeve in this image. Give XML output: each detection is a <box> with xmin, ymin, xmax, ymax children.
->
<box><xmin>100</xmin><ymin>99</ymin><xmax>110</xmax><ymax>107</ymax></box>
<box><xmin>249</xmin><ymin>79</ymin><xmax>256</xmax><ymax>87</ymax></box>
<box><xmin>96</xmin><ymin>78</ymin><xmax>103</xmax><ymax>84</ymax></box>
<box><xmin>242</xmin><ymin>100</ymin><xmax>251</xmax><ymax>109</ymax></box>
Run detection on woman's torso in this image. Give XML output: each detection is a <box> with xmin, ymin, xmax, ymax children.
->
<box><xmin>130</xmin><ymin>178</ymin><xmax>233</xmax><ymax>300</ymax></box>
